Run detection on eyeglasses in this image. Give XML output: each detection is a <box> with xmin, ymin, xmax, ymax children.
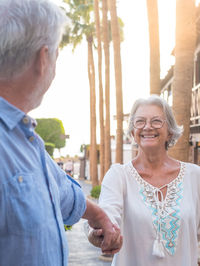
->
<box><xmin>133</xmin><ymin>117</ymin><xmax>166</xmax><ymax>129</ymax></box>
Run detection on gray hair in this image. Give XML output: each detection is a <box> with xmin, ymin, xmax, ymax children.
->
<box><xmin>127</xmin><ymin>95</ymin><xmax>183</xmax><ymax>149</ymax></box>
<box><xmin>0</xmin><ymin>0</ymin><xmax>68</xmax><ymax>79</ymax></box>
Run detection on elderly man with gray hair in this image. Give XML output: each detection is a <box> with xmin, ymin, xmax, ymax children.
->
<box><xmin>0</xmin><ymin>0</ymin><xmax>122</xmax><ymax>265</ymax></box>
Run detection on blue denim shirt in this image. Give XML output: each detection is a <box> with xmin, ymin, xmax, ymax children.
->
<box><xmin>0</xmin><ymin>97</ymin><xmax>86</xmax><ymax>266</ymax></box>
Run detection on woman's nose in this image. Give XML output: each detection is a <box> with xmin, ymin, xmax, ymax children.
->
<box><xmin>143</xmin><ymin>120</ymin><xmax>153</xmax><ymax>129</ymax></box>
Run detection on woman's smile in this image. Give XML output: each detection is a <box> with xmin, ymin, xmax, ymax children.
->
<box><xmin>140</xmin><ymin>133</ymin><xmax>159</xmax><ymax>139</ymax></box>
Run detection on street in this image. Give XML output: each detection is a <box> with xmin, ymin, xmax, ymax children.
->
<box><xmin>66</xmin><ymin>179</ymin><xmax>112</xmax><ymax>266</ymax></box>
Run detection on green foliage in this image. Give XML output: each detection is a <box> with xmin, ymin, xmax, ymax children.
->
<box><xmin>61</xmin><ymin>0</ymin><xmax>124</xmax><ymax>51</ymax></box>
<box><xmin>60</xmin><ymin>31</ymin><xmax>70</xmax><ymax>49</ymax></box>
<box><xmin>118</xmin><ymin>17</ymin><xmax>124</xmax><ymax>42</ymax></box>
<box><xmin>62</xmin><ymin>0</ymin><xmax>95</xmax><ymax>50</ymax></box>
<box><xmin>35</xmin><ymin>118</ymin><xmax>66</xmax><ymax>149</ymax></box>
<box><xmin>64</xmin><ymin>225</ymin><xmax>72</xmax><ymax>231</ymax></box>
<box><xmin>83</xmin><ymin>144</ymin><xmax>100</xmax><ymax>163</ymax></box>
<box><xmin>107</xmin><ymin>18</ymin><xmax>124</xmax><ymax>43</ymax></box>
<box><xmin>80</xmin><ymin>144</ymin><xmax>88</xmax><ymax>153</ymax></box>
<box><xmin>90</xmin><ymin>185</ymin><xmax>101</xmax><ymax>199</ymax></box>
<box><xmin>45</xmin><ymin>142</ymin><xmax>55</xmax><ymax>157</ymax></box>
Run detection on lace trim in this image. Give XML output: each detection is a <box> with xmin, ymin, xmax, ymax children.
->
<box><xmin>128</xmin><ymin>162</ymin><xmax>185</xmax><ymax>256</ymax></box>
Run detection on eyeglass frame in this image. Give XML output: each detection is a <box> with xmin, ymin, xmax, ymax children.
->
<box><xmin>132</xmin><ymin>116</ymin><xmax>166</xmax><ymax>129</ymax></box>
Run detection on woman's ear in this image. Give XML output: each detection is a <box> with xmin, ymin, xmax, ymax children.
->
<box><xmin>131</xmin><ymin>130</ymin><xmax>138</xmax><ymax>147</ymax></box>
<box><xmin>167</xmin><ymin>132</ymin><xmax>172</xmax><ymax>142</ymax></box>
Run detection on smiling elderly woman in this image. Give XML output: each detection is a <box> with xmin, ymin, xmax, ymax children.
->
<box><xmin>94</xmin><ymin>95</ymin><xmax>200</xmax><ymax>266</ymax></box>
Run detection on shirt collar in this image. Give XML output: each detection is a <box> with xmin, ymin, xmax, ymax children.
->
<box><xmin>0</xmin><ymin>97</ymin><xmax>25</xmax><ymax>130</ymax></box>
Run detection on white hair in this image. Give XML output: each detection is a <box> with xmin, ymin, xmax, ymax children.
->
<box><xmin>0</xmin><ymin>0</ymin><xmax>68</xmax><ymax>79</ymax></box>
<box><xmin>127</xmin><ymin>95</ymin><xmax>183</xmax><ymax>149</ymax></box>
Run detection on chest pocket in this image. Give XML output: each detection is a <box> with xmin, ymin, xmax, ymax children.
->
<box><xmin>3</xmin><ymin>172</ymin><xmax>48</xmax><ymax>237</ymax></box>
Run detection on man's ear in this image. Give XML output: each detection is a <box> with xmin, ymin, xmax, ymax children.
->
<box><xmin>34</xmin><ymin>46</ymin><xmax>49</xmax><ymax>76</ymax></box>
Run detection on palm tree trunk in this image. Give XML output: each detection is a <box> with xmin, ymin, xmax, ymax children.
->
<box><xmin>87</xmin><ymin>36</ymin><xmax>98</xmax><ymax>186</ymax></box>
<box><xmin>146</xmin><ymin>0</ymin><xmax>160</xmax><ymax>95</ymax></box>
<box><xmin>108</xmin><ymin>0</ymin><xmax>123</xmax><ymax>164</ymax></box>
<box><xmin>94</xmin><ymin>0</ymin><xmax>105</xmax><ymax>183</ymax></box>
<box><xmin>169</xmin><ymin>0</ymin><xmax>196</xmax><ymax>161</ymax></box>
<box><xmin>102</xmin><ymin>0</ymin><xmax>111</xmax><ymax>174</ymax></box>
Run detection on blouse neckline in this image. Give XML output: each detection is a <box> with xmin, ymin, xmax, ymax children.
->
<box><xmin>129</xmin><ymin>160</ymin><xmax>184</xmax><ymax>192</ymax></box>
<box><xmin>127</xmin><ymin>160</ymin><xmax>186</xmax><ymax>256</ymax></box>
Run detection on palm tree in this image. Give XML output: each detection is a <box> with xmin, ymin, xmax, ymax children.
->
<box><xmin>108</xmin><ymin>0</ymin><xmax>123</xmax><ymax>164</ymax></box>
<box><xmin>63</xmin><ymin>0</ymin><xmax>98</xmax><ymax>186</ymax></box>
<box><xmin>170</xmin><ymin>0</ymin><xmax>196</xmax><ymax>161</ymax></box>
<box><xmin>146</xmin><ymin>0</ymin><xmax>160</xmax><ymax>95</ymax></box>
<box><xmin>88</xmin><ymin>34</ymin><xmax>98</xmax><ymax>186</ymax></box>
<box><xmin>94</xmin><ymin>0</ymin><xmax>105</xmax><ymax>183</ymax></box>
<box><xmin>102</xmin><ymin>0</ymin><xmax>111</xmax><ymax>175</ymax></box>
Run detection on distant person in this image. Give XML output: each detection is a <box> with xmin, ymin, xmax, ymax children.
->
<box><xmin>64</xmin><ymin>160</ymin><xmax>74</xmax><ymax>176</ymax></box>
<box><xmin>57</xmin><ymin>161</ymin><xmax>64</xmax><ymax>169</ymax></box>
<box><xmin>89</xmin><ymin>95</ymin><xmax>200</xmax><ymax>266</ymax></box>
<box><xmin>0</xmin><ymin>0</ymin><xmax>122</xmax><ymax>265</ymax></box>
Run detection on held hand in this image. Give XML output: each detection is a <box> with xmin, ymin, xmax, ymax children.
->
<box><xmin>88</xmin><ymin>228</ymin><xmax>103</xmax><ymax>248</ymax></box>
<box><xmin>82</xmin><ymin>200</ymin><xmax>123</xmax><ymax>254</ymax></box>
<box><xmin>88</xmin><ymin>224</ymin><xmax>123</xmax><ymax>254</ymax></box>
<box><xmin>101</xmin><ymin>224</ymin><xmax>123</xmax><ymax>254</ymax></box>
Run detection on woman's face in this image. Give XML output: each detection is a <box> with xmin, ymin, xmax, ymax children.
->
<box><xmin>132</xmin><ymin>104</ymin><xmax>171</xmax><ymax>152</ymax></box>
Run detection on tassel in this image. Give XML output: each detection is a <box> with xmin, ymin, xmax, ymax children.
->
<box><xmin>152</xmin><ymin>239</ymin><xmax>165</xmax><ymax>258</ymax></box>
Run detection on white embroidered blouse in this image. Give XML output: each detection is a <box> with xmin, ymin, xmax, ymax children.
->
<box><xmin>99</xmin><ymin>161</ymin><xmax>200</xmax><ymax>266</ymax></box>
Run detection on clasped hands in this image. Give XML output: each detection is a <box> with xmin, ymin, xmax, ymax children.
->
<box><xmin>87</xmin><ymin>223</ymin><xmax>123</xmax><ymax>254</ymax></box>
<box><xmin>82</xmin><ymin>200</ymin><xmax>123</xmax><ymax>254</ymax></box>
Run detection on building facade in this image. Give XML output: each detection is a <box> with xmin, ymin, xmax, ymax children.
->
<box><xmin>161</xmin><ymin>4</ymin><xmax>200</xmax><ymax>164</ymax></box>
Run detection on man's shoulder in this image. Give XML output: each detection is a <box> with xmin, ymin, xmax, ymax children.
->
<box><xmin>0</xmin><ymin>122</ymin><xmax>11</xmax><ymax>152</ymax></box>
<box><xmin>0</xmin><ymin>119</ymin><xmax>8</xmax><ymax>135</ymax></box>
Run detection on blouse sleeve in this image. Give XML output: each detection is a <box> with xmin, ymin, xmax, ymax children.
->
<box><xmin>191</xmin><ymin>163</ymin><xmax>200</xmax><ymax>242</ymax></box>
<box><xmin>99</xmin><ymin>163</ymin><xmax>125</xmax><ymax>227</ymax></box>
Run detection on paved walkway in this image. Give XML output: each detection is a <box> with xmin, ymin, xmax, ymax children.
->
<box><xmin>66</xmin><ymin>179</ymin><xmax>112</xmax><ymax>266</ymax></box>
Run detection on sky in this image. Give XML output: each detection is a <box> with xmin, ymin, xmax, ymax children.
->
<box><xmin>30</xmin><ymin>0</ymin><xmax>176</xmax><ymax>157</ymax></box>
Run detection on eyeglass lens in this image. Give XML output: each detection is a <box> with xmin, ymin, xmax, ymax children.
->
<box><xmin>133</xmin><ymin>117</ymin><xmax>164</xmax><ymax>129</ymax></box>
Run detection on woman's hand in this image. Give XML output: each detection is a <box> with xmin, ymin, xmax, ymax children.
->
<box><xmin>88</xmin><ymin>224</ymin><xmax>123</xmax><ymax>254</ymax></box>
<box><xmin>82</xmin><ymin>199</ymin><xmax>123</xmax><ymax>254</ymax></box>
<box><xmin>88</xmin><ymin>227</ymin><xmax>103</xmax><ymax>247</ymax></box>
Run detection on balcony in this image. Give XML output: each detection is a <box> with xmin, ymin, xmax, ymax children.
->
<box><xmin>190</xmin><ymin>83</ymin><xmax>200</xmax><ymax>131</ymax></box>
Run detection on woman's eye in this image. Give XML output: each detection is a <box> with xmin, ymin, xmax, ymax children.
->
<box><xmin>152</xmin><ymin>119</ymin><xmax>163</xmax><ymax>125</ymax></box>
<box><xmin>153</xmin><ymin>119</ymin><xmax>161</xmax><ymax>123</ymax></box>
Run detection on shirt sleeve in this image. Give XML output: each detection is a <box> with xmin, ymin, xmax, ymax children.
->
<box><xmin>46</xmin><ymin>153</ymin><xmax>86</xmax><ymax>226</ymax></box>
<box><xmin>99</xmin><ymin>163</ymin><xmax>125</xmax><ymax>227</ymax></box>
<box><xmin>60</xmin><ymin>174</ymin><xmax>86</xmax><ymax>225</ymax></box>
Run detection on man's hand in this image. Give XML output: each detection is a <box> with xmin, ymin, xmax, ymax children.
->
<box><xmin>82</xmin><ymin>199</ymin><xmax>123</xmax><ymax>254</ymax></box>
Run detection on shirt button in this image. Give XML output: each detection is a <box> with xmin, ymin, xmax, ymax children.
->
<box><xmin>29</xmin><ymin>136</ymin><xmax>34</xmax><ymax>142</ymax></box>
<box><xmin>23</xmin><ymin>117</ymin><xmax>29</xmax><ymax>124</ymax></box>
<box><xmin>18</xmin><ymin>176</ymin><xmax>23</xmax><ymax>183</ymax></box>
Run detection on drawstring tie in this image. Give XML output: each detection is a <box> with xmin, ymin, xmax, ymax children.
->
<box><xmin>152</xmin><ymin>184</ymin><xmax>168</xmax><ymax>258</ymax></box>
